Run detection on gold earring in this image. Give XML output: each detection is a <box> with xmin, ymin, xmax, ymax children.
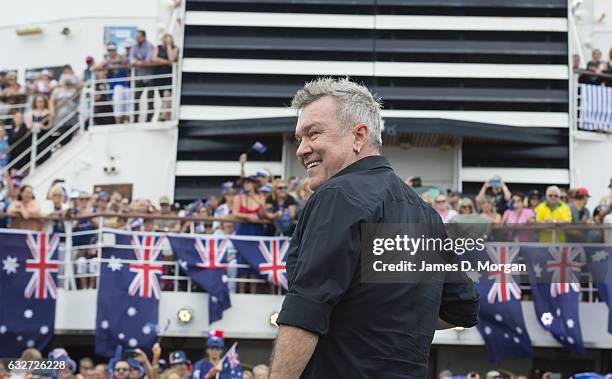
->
<box><xmin>353</xmin><ymin>147</ymin><xmax>360</xmax><ymax>154</ymax></box>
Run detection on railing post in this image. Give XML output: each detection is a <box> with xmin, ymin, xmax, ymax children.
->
<box><xmin>130</xmin><ymin>67</ymin><xmax>136</xmax><ymax>123</ymax></box>
<box><xmin>89</xmin><ymin>75</ymin><xmax>96</xmax><ymax>128</ymax></box>
<box><xmin>171</xmin><ymin>63</ymin><xmax>177</xmax><ymax>121</ymax></box>
<box><xmin>96</xmin><ymin>216</ymin><xmax>105</xmax><ymax>289</ymax></box>
<box><xmin>30</xmin><ymin>131</ymin><xmax>38</xmax><ymax>174</ymax></box>
<box><xmin>63</xmin><ymin>220</ymin><xmax>76</xmax><ymax>291</ymax></box>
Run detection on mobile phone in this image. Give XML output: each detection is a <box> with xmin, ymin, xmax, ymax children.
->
<box><xmin>412</xmin><ymin>177</ymin><xmax>422</xmax><ymax>188</ymax></box>
<box><xmin>123</xmin><ymin>349</ymin><xmax>138</xmax><ymax>359</ymax></box>
<box><xmin>490</xmin><ymin>178</ymin><xmax>502</xmax><ymax>186</ymax></box>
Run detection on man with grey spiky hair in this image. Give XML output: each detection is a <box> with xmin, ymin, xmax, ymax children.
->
<box><xmin>270</xmin><ymin>78</ymin><xmax>479</xmax><ymax>378</ymax></box>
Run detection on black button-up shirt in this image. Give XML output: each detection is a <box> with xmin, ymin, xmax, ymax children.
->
<box><xmin>277</xmin><ymin>156</ymin><xmax>479</xmax><ymax>378</ymax></box>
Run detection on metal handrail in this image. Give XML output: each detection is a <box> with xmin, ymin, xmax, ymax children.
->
<box><xmin>0</xmin><ymin>64</ymin><xmax>179</xmax><ymax>178</ymax></box>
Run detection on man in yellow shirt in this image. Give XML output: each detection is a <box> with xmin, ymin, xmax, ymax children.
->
<box><xmin>535</xmin><ymin>185</ymin><xmax>572</xmax><ymax>242</ymax></box>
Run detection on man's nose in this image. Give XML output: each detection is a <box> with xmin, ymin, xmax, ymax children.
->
<box><xmin>296</xmin><ymin>139</ymin><xmax>312</xmax><ymax>161</ymax></box>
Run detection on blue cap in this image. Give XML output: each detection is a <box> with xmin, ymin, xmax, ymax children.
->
<box><xmin>99</xmin><ymin>191</ymin><xmax>110</xmax><ymax>199</ymax></box>
<box><xmin>169</xmin><ymin>350</ymin><xmax>189</xmax><ymax>365</ymax></box>
<box><xmin>256</xmin><ymin>169</ymin><xmax>270</xmax><ymax>178</ymax></box>
<box><xmin>127</xmin><ymin>358</ymin><xmax>144</xmax><ymax>377</ymax></box>
<box><xmin>207</xmin><ymin>329</ymin><xmax>224</xmax><ymax>348</ymax></box>
<box><xmin>107</xmin><ymin>42</ymin><xmax>117</xmax><ymax>50</ymax></box>
<box><xmin>260</xmin><ymin>184</ymin><xmax>273</xmax><ymax>193</ymax></box>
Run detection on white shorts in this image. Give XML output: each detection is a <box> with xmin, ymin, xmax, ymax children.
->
<box><xmin>76</xmin><ymin>256</ymin><xmax>99</xmax><ymax>275</ymax></box>
<box><xmin>112</xmin><ymin>85</ymin><xmax>131</xmax><ymax>117</ymax></box>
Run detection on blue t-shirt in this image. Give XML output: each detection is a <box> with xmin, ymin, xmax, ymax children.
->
<box><xmin>191</xmin><ymin>359</ymin><xmax>214</xmax><ymax>379</ymax></box>
<box><xmin>0</xmin><ymin>136</ymin><xmax>8</xmax><ymax>167</ymax></box>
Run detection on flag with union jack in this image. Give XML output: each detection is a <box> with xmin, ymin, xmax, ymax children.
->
<box><xmin>0</xmin><ymin>231</ymin><xmax>60</xmax><ymax>356</ymax></box>
<box><xmin>584</xmin><ymin>246</ymin><xmax>612</xmax><ymax>333</ymax></box>
<box><xmin>219</xmin><ymin>343</ymin><xmax>243</xmax><ymax>379</ymax></box>
<box><xmin>167</xmin><ymin>235</ymin><xmax>231</xmax><ymax>323</ymax></box>
<box><xmin>524</xmin><ymin>245</ymin><xmax>585</xmax><ymax>354</ymax></box>
<box><xmin>469</xmin><ymin>243</ymin><xmax>532</xmax><ymax>362</ymax></box>
<box><xmin>231</xmin><ymin>236</ymin><xmax>290</xmax><ymax>290</ymax></box>
<box><xmin>95</xmin><ymin>231</ymin><xmax>165</xmax><ymax>356</ymax></box>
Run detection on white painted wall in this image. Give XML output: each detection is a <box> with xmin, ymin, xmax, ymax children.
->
<box><xmin>0</xmin><ymin>0</ymin><xmax>177</xmax><ymax>79</ymax></box>
<box><xmin>24</xmin><ymin>122</ymin><xmax>179</xmax><ymax>202</ymax></box>
<box><xmin>572</xmin><ymin>132</ymin><xmax>612</xmax><ymax>209</ymax></box>
<box><xmin>573</xmin><ymin>0</ymin><xmax>612</xmax><ymax>62</ymax></box>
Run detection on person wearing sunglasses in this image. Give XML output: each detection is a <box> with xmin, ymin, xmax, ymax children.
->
<box><xmin>112</xmin><ymin>361</ymin><xmax>130</xmax><ymax>379</ymax></box>
<box><xmin>534</xmin><ymin>185</ymin><xmax>572</xmax><ymax>242</ymax></box>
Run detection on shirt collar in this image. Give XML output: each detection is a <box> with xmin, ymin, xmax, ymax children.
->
<box><xmin>330</xmin><ymin>155</ymin><xmax>392</xmax><ymax>179</ymax></box>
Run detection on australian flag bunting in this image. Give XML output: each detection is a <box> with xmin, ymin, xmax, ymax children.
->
<box><xmin>167</xmin><ymin>235</ymin><xmax>231</xmax><ymax>323</ymax></box>
<box><xmin>231</xmin><ymin>236</ymin><xmax>290</xmax><ymax>290</ymax></box>
<box><xmin>0</xmin><ymin>231</ymin><xmax>59</xmax><ymax>356</ymax></box>
<box><xmin>524</xmin><ymin>245</ymin><xmax>585</xmax><ymax>354</ymax></box>
<box><xmin>95</xmin><ymin>231</ymin><xmax>164</xmax><ymax>356</ymax></box>
<box><xmin>584</xmin><ymin>246</ymin><xmax>612</xmax><ymax>333</ymax></box>
<box><xmin>468</xmin><ymin>243</ymin><xmax>533</xmax><ymax>362</ymax></box>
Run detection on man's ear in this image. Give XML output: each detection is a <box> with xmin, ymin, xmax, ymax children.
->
<box><xmin>352</xmin><ymin>123</ymin><xmax>369</xmax><ymax>147</ymax></box>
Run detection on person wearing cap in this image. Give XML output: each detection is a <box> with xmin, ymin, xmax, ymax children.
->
<box><xmin>212</xmin><ymin>185</ymin><xmax>235</xmax><ymax>231</ymax></box>
<box><xmin>485</xmin><ymin>370</ymin><xmax>503</xmax><ymax>379</ymax></box>
<box><xmin>25</xmin><ymin>71</ymin><xmax>38</xmax><ymax>95</ymax></box>
<box><xmin>271</xmin><ymin>78</ymin><xmax>478</xmax><ymax>378</ymax></box>
<box><xmin>96</xmin><ymin>42</ymin><xmax>130</xmax><ymax>124</ymax></box>
<box><xmin>83</xmin><ymin>56</ymin><xmax>95</xmax><ymax>82</ymax></box>
<box><xmin>156</xmin><ymin>195</ymin><xmax>180</xmax><ymax>232</ymax></box>
<box><xmin>95</xmin><ymin>191</ymin><xmax>110</xmax><ymax>213</ymax></box>
<box><xmin>192</xmin><ymin>330</ymin><xmax>225</xmax><ymax>379</ymax></box>
<box><xmin>168</xmin><ymin>350</ymin><xmax>191</xmax><ymax>378</ymax></box>
<box><xmin>255</xmin><ymin>169</ymin><xmax>271</xmax><ymax>187</ymax></box>
<box><xmin>535</xmin><ymin>185</ymin><xmax>572</xmax><ymax>242</ymax></box>
<box><xmin>37</xmin><ymin>69</ymin><xmax>57</xmax><ymax>95</ymax></box>
<box><xmin>264</xmin><ymin>179</ymin><xmax>297</xmax><ymax>237</ymax></box>
<box><xmin>569</xmin><ymin>187</ymin><xmax>592</xmax><ymax>224</ymax></box>
<box><xmin>527</xmin><ymin>189</ymin><xmax>541</xmax><ymax>211</ymax></box>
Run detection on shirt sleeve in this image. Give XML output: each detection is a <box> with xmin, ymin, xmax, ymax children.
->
<box><xmin>438</xmin><ymin>272</ymin><xmax>480</xmax><ymax>328</ymax></box>
<box><xmin>276</xmin><ymin>188</ymin><xmax>365</xmax><ymax>335</ymax></box>
<box><xmin>560</xmin><ymin>204</ymin><xmax>572</xmax><ymax>222</ymax></box>
<box><xmin>437</xmin><ymin>218</ymin><xmax>480</xmax><ymax>327</ymax></box>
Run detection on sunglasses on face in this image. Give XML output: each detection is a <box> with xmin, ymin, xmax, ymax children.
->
<box><xmin>114</xmin><ymin>368</ymin><xmax>129</xmax><ymax>373</ymax></box>
<box><xmin>547</xmin><ymin>194</ymin><xmax>559</xmax><ymax>198</ymax></box>
<box><xmin>460</xmin><ymin>205</ymin><xmax>473</xmax><ymax>209</ymax></box>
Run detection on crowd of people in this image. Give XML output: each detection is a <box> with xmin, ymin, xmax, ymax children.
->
<box><xmin>426</xmin><ymin>175</ymin><xmax>612</xmax><ymax>243</ymax></box>
<box><xmin>574</xmin><ymin>47</ymin><xmax>612</xmax><ymax>86</ymax></box>
<box><xmin>0</xmin><ymin>29</ymin><xmax>178</xmax><ymax>173</ymax></box>
<box><xmin>0</xmin><ymin>331</ymin><xmax>271</xmax><ymax>379</ymax></box>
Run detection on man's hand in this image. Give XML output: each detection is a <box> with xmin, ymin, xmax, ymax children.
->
<box><xmin>239</xmin><ymin>153</ymin><xmax>247</xmax><ymax>164</ymax></box>
<box><xmin>270</xmin><ymin>325</ymin><xmax>318</xmax><ymax>379</ymax></box>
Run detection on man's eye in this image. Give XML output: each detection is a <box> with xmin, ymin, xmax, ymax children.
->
<box><xmin>310</xmin><ymin>131</ymin><xmax>320</xmax><ymax>138</ymax></box>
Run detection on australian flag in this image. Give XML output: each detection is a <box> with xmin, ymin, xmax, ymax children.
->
<box><xmin>167</xmin><ymin>235</ymin><xmax>231</xmax><ymax>323</ymax></box>
<box><xmin>231</xmin><ymin>237</ymin><xmax>289</xmax><ymax>290</ymax></box>
<box><xmin>470</xmin><ymin>243</ymin><xmax>532</xmax><ymax>362</ymax></box>
<box><xmin>0</xmin><ymin>231</ymin><xmax>59</xmax><ymax>356</ymax></box>
<box><xmin>251</xmin><ymin>141</ymin><xmax>267</xmax><ymax>154</ymax></box>
<box><xmin>220</xmin><ymin>344</ymin><xmax>243</xmax><ymax>379</ymax></box>
<box><xmin>524</xmin><ymin>245</ymin><xmax>585</xmax><ymax>354</ymax></box>
<box><xmin>95</xmin><ymin>231</ymin><xmax>164</xmax><ymax>356</ymax></box>
<box><xmin>584</xmin><ymin>246</ymin><xmax>612</xmax><ymax>333</ymax></box>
